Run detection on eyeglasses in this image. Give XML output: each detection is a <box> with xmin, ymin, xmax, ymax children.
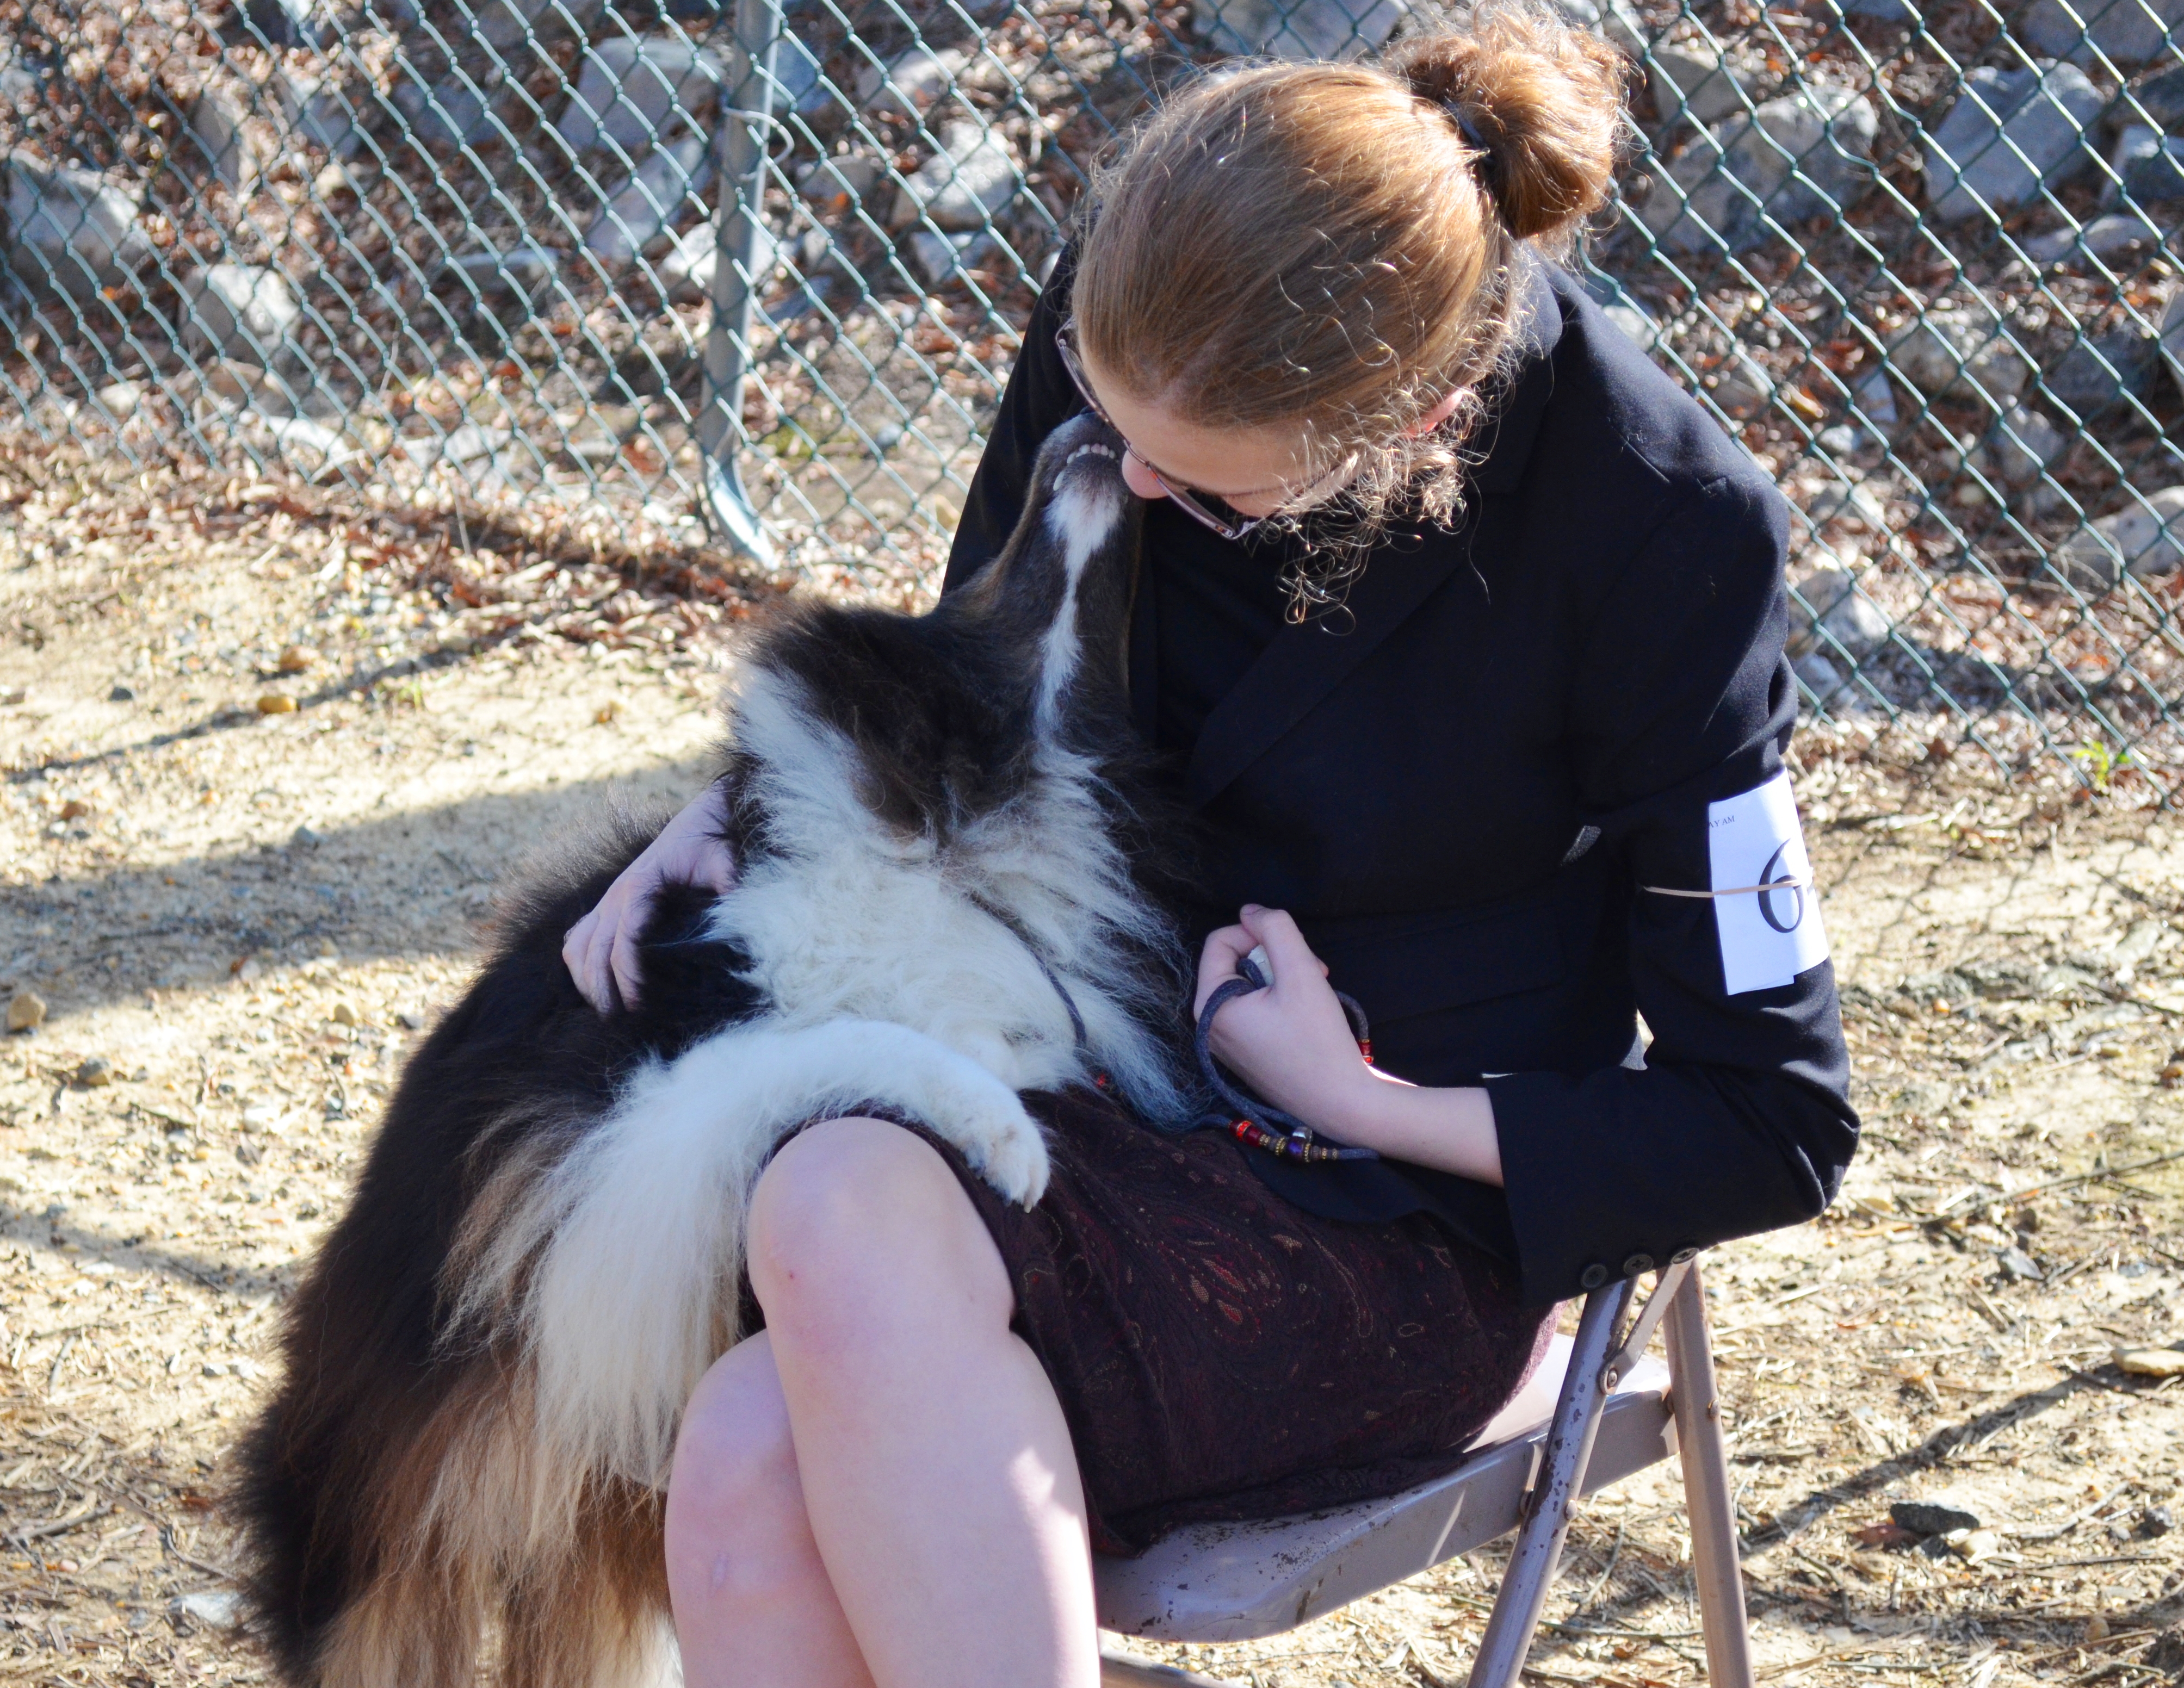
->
<box><xmin>1054</xmin><ymin>319</ymin><xmax>1357</xmax><ymax>543</ymax></box>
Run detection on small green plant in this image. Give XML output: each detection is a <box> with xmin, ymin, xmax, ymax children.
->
<box><xmin>2069</xmin><ymin>737</ymin><xmax>2136</xmax><ymax>793</ymax></box>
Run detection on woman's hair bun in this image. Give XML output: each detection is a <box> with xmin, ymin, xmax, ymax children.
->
<box><xmin>1388</xmin><ymin>8</ymin><xmax>1625</xmax><ymax>244</ymax></box>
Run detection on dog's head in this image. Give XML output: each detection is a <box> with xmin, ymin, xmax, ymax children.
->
<box><xmin>948</xmin><ymin>409</ymin><xmax>1143</xmax><ymax>741</ymax></box>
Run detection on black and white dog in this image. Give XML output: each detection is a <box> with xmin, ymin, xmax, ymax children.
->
<box><xmin>232</xmin><ymin>413</ymin><xmax>1195</xmax><ymax>1688</ymax></box>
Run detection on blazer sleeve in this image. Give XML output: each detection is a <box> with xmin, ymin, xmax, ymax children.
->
<box><xmin>1482</xmin><ymin>470</ymin><xmax>1861</xmax><ymax>1306</ymax></box>
<box><xmin>942</xmin><ymin>252</ymin><xmax>1081</xmax><ymax>593</ymax></box>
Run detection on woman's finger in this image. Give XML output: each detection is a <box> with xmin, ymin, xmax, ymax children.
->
<box><xmin>1239</xmin><ymin>907</ymin><xmax>1322</xmax><ymax>989</ymax></box>
<box><xmin>1195</xmin><ymin>923</ymin><xmax>1257</xmax><ymax>1013</ymax></box>
<box><xmin>563</xmin><ymin>910</ymin><xmax>604</xmax><ymax>1013</ymax></box>
<box><xmin>609</xmin><ymin>916</ymin><xmax>646</xmax><ymax>1010</ymax></box>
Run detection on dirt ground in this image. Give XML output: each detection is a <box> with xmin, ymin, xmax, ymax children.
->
<box><xmin>1</xmin><ymin>472</ymin><xmax>2180</xmax><ymax>1688</ymax></box>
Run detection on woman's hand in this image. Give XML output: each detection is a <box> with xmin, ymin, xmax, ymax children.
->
<box><xmin>1197</xmin><ymin>905</ymin><xmax>1505</xmax><ymax>1183</ymax></box>
<box><xmin>1196</xmin><ymin>905</ymin><xmax>1379</xmax><ymax>1137</ymax></box>
<box><xmin>562</xmin><ymin>786</ymin><xmax>738</xmax><ymax>1014</ymax></box>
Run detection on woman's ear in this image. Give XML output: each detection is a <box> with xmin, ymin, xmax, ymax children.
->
<box><xmin>1403</xmin><ymin>388</ymin><xmax>1463</xmax><ymax>438</ymax></box>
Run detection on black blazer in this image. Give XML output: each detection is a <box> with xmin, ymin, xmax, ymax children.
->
<box><xmin>944</xmin><ymin>255</ymin><xmax>1860</xmax><ymax>1307</ymax></box>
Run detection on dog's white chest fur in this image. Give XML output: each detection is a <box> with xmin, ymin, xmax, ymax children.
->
<box><xmin>459</xmin><ymin>449</ymin><xmax>1174</xmax><ymax>1490</ymax></box>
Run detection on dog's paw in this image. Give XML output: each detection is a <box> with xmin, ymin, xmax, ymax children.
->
<box><xmin>949</xmin><ymin>1107</ymin><xmax>1050</xmax><ymax>1209</ymax></box>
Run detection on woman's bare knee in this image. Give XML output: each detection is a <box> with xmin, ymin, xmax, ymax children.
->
<box><xmin>664</xmin><ymin>1335</ymin><xmax>811</xmax><ymax>1601</ymax></box>
<box><xmin>747</xmin><ymin>1118</ymin><xmax>1012</xmax><ymax>1345</ymax></box>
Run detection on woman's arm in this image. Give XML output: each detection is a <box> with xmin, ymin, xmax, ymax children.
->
<box><xmin>1198</xmin><ymin>908</ymin><xmax>1504</xmax><ymax>1186</ymax></box>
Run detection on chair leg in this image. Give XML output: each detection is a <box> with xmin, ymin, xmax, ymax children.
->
<box><xmin>1466</xmin><ymin>1279</ymin><xmax>1637</xmax><ymax>1688</ymax></box>
<box><xmin>1664</xmin><ymin>1260</ymin><xmax>1755</xmax><ymax>1688</ymax></box>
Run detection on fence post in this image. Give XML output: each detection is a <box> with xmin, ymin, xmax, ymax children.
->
<box><xmin>698</xmin><ymin>0</ymin><xmax>783</xmax><ymax>564</ymax></box>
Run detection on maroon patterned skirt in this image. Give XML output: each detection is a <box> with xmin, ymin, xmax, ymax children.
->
<box><xmin>910</xmin><ymin>1088</ymin><xmax>1555</xmax><ymax>1555</ymax></box>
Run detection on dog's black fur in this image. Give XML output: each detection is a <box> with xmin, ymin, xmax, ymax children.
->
<box><xmin>230</xmin><ymin>415</ymin><xmax>1195</xmax><ymax>1688</ymax></box>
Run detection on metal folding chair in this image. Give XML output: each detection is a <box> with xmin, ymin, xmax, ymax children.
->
<box><xmin>1094</xmin><ymin>1257</ymin><xmax>1754</xmax><ymax>1688</ymax></box>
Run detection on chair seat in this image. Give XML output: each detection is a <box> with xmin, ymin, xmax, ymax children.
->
<box><xmin>1093</xmin><ymin>1347</ymin><xmax>1673</xmax><ymax>1643</ymax></box>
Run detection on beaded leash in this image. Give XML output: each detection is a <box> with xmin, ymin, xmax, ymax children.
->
<box><xmin>1195</xmin><ymin>949</ymin><xmax>1382</xmax><ymax>1163</ymax></box>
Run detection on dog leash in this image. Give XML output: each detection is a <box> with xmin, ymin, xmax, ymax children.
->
<box><xmin>1195</xmin><ymin>953</ymin><xmax>1381</xmax><ymax>1163</ymax></box>
<box><xmin>963</xmin><ymin>890</ymin><xmax>1091</xmax><ymax>1051</ymax></box>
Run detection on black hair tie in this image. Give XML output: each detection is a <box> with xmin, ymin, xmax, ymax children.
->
<box><xmin>1443</xmin><ymin>99</ymin><xmax>1501</xmax><ymax>197</ymax></box>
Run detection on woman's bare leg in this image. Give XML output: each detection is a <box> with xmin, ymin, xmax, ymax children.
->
<box><xmin>746</xmin><ymin>1115</ymin><xmax>1101</xmax><ymax>1688</ymax></box>
<box><xmin>663</xmin><ymin>1331</ymin><xmax>876</xmax><ymax>1688</ymax></box>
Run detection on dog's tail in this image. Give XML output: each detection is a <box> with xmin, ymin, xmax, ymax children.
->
<box><xmin>233</xmin><ymin>1335</ymin><xmax>672</xmax><ymax>1688</ymax></box>
<box><xmin>449</xmin><ymin>1017</ymin><xmax>1044</xmax><ymax>1496</ymax></box>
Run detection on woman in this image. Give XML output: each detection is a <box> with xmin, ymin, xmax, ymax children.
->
<box><xmin>562</xmin><ymin>11</ymin><xmax>1858</xmax><ymax>1685</ymax></box>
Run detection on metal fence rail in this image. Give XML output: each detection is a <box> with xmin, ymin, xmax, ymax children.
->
<box><xmin>2</xmin><ymin>0</ymin><xmax>2182</xmax><ymax>794</ymax></box>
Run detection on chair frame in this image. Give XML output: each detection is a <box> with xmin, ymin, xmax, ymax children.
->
<box><xmin>1097</xmin><ymin>1258</ymin><xmax>1755</xmax><ymax>1688</ymax></box>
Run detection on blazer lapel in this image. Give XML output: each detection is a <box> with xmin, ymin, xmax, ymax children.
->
<box><xmin>1179</xmin><ymin>263</ymin><xmax>1570</xmax><ymax>810</ymax></box>
<box><xmin>1181</xmin><ymin>523</ymin><xmax>1481</xmax><ymax>808</ymax></box>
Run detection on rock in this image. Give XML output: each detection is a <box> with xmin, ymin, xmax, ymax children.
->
<box><xmin>2022</xmin><ymin>0</ymin><xmax>2184</xmax><ymax>66</ymax></box>
<box><xmin>890</xmin><ymin>122</ymin><xmax>1020</xmax><ymax>231</ymax></box>
<box><xmin>1854</xmin><ymin>368</ymin><xmax>1901</xmax><ymax>432</ymax></box>
<box><xmin>2163</xmin><ymin>288</ymin><xmax>2184</xmax><ymax>392</ymax></box>
<box><xmin>331</xmin><ymin>1000</ymin><xmax>358</xmax><ymax>1026</ymax></box>
<box><xmin>1737</xmin><ymin>86</ymin><xmax>1880</xmax><ymax>221</ymax></box>
<box><xmin>184</xmin><ymin>86</ymin><xmax>261</xmax><ymax>189</ymax></box>
<box><xmin>584</xmin><ymin>133</ymin><xmax>712</xmax><ymax>259</ymax></box>
<box><xmin>2055</xmin><ymin>485</ymin><xmax>2184</xmax><ymax>584</ymax></box>
<box><xmin>1888</xmin><ymin>306</ymin><xmax>2033</xmax><ymax>404</ymax></box>
<box><xmin>1793</xmin><ymin>649</ymin><xmax>1848</xmax><ymax>698</ymax></box>
<box><xmin>1649</xmin><ymin>37</ymin><xmax>1754</xmax><ymax>126</ymax></box>
<box><xmin>907</xmin><ymin>227</ymin><xmax>997</xmax><ymax>287</ymax></box>
<box><xmin>2139</xmin><ymin>1504</ymin><xmax>2175</xmax><ymax>1536</ymax></box>
<box><xmin>7</xmin><ymin>990</ymin><xmax>46</xmax><ymax>1032</ymax></box>
<box><xmin>556</xmin><ymin>37</ymin><xmax>723</xmax><ymax>156</ymax></box>
<box><xmin>655</xmin><ymin>221</ymin><xmax>790</xmax><ymax>303</ymax></box>
<box><xmin>797</xmin><ymin>150</ymin><xmax>887</xmax><ymax>208</ymax></box>
<box><xmin>2133</xmin><ymin>62</ymin><xmax>2184</xmax><ymax>127</ymax></box>
<box><xmin>396</xmin><ymin>1008</ymin><xmax>428</xmax><ymax>1030</ymax></box>
<box><xmin>1996</xmin><ymin>1244</ymin><xmax>2044</xmax><ymax>1280</ymax></box>
<box><xmin>277</xmin><ymin>643</ymin><xmax>318</xmax><ymax>672</ymax></box>
<box><xmin>107</xmin><ymin>684</ymin><xmax>135</xmax><ymax>702</ymax></box>
<box><xmin>1950</xmin><ymin>1528</ymin><xmax>2004</xmax><ymax>1563</ymax></box>
<box><xmin>180</xmin><ymin>264</ymin><xmax>303</xmax><ymax>370</ymax></box>
<box><xmin>2107</xmin><ymin>123</ymin><xmax>2184</xmax><ymax>202</ymax></box>
<box><xmin>1982</xmin><ymin>402</ymin><xmax>2068</xmax><ymax>486</ymax></box>
<box><xmin>171</xmin><ymin>1590</ymin><xmax>242</xmax><ymax>1629</ymax></box>
<box><xmin>2113</xmin><ymin>1344</ymin><xmax>2184</xmax><ymax>1376</ymax></box>
<box><xmin>463</xmin><ymin>0</ymin><xmax>609</xmax><ymax>59</ymax></box>
<box><xmin>4</xmin><ymin>148</ymin><xmax>153</xmax><ymax>299</ymax></box>
<box><xmin>1189</xmin><ymin>0</ymin><xmax>1404</xmax><ymax>58</ymax></box>
<box><xmin>412</xmin><ymin>73</ymin><xmax>510</xmax><ymax>149</ymax></box>
<box><xmin>275</xmin><ymin>68</ymin><xmax>364</xmax><ymax>158</ymax></box>
<box><xmin>1922</xmin><ymin>63</ymin><xmax>2103</xmax><ymax>224</ymax></box>
<box><xmin>448</xmin><ymin>240</ymin><xmax>561</xmax><ymax>311</ymax></box>
<box><xmin>770</xmin><ymin>32</ymin><xmax>830</xmax><ymax>117</ymax></box>
<box><xmin>256</xmin><ymin>692</ymin><xmax>298</xmax><ymax>715</ymax></box>
<box><xmin>855</xmin><ymin>44</ymin><xmax>966</xmax><ymax>120</ymax></box>
<box><xmin>1640</xmin><ymin>89</ymin><xmax>1877</xmax><ymax>253</ymax></box>
<box><xmin>75</xmin><ymin>1056</ymin><xmax>112</xmax><ymax>1087</ymax></box>
<box><xmin>1793</xmin><ymin>564</ymin><xmax>1891</xmax><ymax>660</ymax></box>
<box><xmin>242</xmin><ymin>1102</ymin><xmax>289</xmax><ymax>1135</ymax></box>
<box><xmin>2045</xmin><ymin>324</ymin><xmax>2161</xmax><ymax>415</ymax></box>
<box><xmin>96</xmin><ymin>380</ymin><xmax>143</xmax><ymax>419</ymax></box>
<box><xmin>1891</xmin><ymin>1498</ymin><xmax>1983</xmax><ymax>1536</ymax></box>
<box><xmin>291</xmin><ymin>823</ymin><xmax>323</xmax><ymax>848</ymax></box>
<box><xmin>2021</xmin><ymin>209</ymin><xmax>2166</xmax><ymax>264</ymax></box>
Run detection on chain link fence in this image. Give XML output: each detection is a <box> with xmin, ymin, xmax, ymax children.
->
<box><xmin>2</xmin><ymin>0</ymin><xmax>2182</xmax><ymax>792</ymax></box>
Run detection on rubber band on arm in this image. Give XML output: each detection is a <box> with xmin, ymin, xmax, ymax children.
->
<box><xmin>1640</xmin><ymin>878</ymin><xmax>1812</xmax><ymax>899</ymax></box>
